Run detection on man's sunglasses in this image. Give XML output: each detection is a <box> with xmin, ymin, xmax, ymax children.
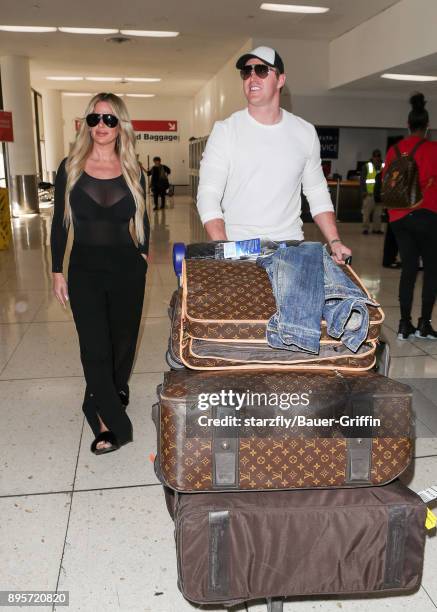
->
<box><xmin>86</xmin><ymin>113</ymin><xmax>119</xmax><ymax>128</ymax></box>
<box><xmin>240</xmin><ymin>64</ymin><xmax>278</xmax><ymax>80</ymax></box>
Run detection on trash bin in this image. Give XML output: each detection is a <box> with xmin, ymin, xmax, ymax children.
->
<box><xmin>0</xmin><ymin>188</ymin><xmax>12</xmax><ymax>250</ymax></box>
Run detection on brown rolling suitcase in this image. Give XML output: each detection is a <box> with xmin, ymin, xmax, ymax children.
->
<box><xmin>153</xmin><ymin>369</ymin><xmax>413</xmax><ymax>492</ymax></box>
<box><xmin>173</xmin><ymin>480</ymin><xmax>426</xmax><ymax>607</ymax></box>
<box><xmin>176</xmin><ymin>258</ymin><xmax>384</xmax><ymax>371</ymax></box>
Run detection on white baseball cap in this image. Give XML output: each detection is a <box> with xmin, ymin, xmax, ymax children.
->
<box><xmin>236</xmin><ymin>46</ymin><xmax>285</xmax><ymax>74</ymax></box>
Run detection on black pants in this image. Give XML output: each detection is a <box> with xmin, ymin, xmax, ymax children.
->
<box><xmin>390</xmin><ymin>209</ymin><xmax>437</xmax><ymax>321</ymax></box>
<box><xmin>382</xmin><ymin>220</ymin><xmax>399</xmax><ymax>266</ymax></box>
<box><xmin>68</xmin><ymin>245</ymin><xmax>146</xmax><ymax>444</ymax></box>
<box><xmin>152</xmin><ymin>187</ymin><xmax>166</xmax><ymax>209</ymax></box>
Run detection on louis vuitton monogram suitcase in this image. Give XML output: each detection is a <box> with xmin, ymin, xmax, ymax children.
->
<box><xmin>153</xmin><ymin>369</ymin><xmax>413</xmax><ymax>492</ymax></box>
<box><xmin>173</xmin><ymin>480</ymin><xmax>426</xmax><ymax>607</ymax></box>
<box><xmin>174</xmin><ymin>257</ymin><xmax>385</xmax><ymax>371</ymax></box>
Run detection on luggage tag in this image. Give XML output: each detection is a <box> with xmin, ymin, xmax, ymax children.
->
<box><xmin>417</xmin><ymin>486</ymin><xmax>437</xmax><ymax>531</ymax></box>
<box><xmin>425</xmin><ymin>508</ymin><xmax>437</xmax><ymax>531</ymax></box>
<box><xmin>417</xmin><ymin>485</ymin><xmax>437</xmax><ymax>503</ymax></box>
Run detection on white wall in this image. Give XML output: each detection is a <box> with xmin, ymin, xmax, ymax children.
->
<box><xmin>62</xmin><ymin>95</ymin><xmax>193</xmax><ymax>184</ymax></box>
<box><xmin>193</xmin><ymin>40</ymin><xmax>252</xmax><ymax>136</ymax></box>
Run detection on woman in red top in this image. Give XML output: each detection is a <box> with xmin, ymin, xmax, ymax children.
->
<box><xmin>383</xmin><ymin>93</ymin><xmax>437</xmax><ymax>340</ymax></box>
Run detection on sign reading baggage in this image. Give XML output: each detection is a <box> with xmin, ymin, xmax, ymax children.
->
<box><xmin>0</xmin><ymin>111</ymin><xmax>14</xmax><ymax>142</ymax></box>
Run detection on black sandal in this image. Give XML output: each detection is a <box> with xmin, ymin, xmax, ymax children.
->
<box><xmin>91</xmin><ymin>431</ymin><xmax>120</xmax><ymax>455</ymax></box>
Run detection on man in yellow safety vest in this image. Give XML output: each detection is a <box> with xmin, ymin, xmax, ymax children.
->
<box><xmin>360</xmin><ymin>149</ymin><xmax>385</xmax><ymax>235</ymax></box>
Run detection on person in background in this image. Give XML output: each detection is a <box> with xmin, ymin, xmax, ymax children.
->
<box><xmin>382</xmin><ymin>93</ymin><xmax>437</xmax><ymax>340</ymax></box>
<box><xmin>196</xmin><ymin>46</ymin><xmax>350</xmax><ymax>264</ymax></box>
<box><xmin>51</xmin><ymin>93</ymin><xmax>150</xmax><ymax>454</ymax></box>
<box><xmin>361</xmin><ymin>149</ymin><xmax>384</xmax><ymax>235</ymax></box>
<box><xmin>147</xmin><ymin>156</ymin><xmax>171</xmax><ymax>210</ymax></box>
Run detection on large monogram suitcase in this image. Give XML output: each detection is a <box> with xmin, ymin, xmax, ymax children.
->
<box><xmin>172</xmin><ymin>480</ymin><xmax>426</xmax><ymax>607</ymax></box>
<box><xmin>175</xmin><ymin>257</ymin><xmax>385</xmax><ymax>371</ymax></box>
<box><xmin>153</xmin><ymin>369</ymin><xmax>413</xmax><ymax>492</ymax></box>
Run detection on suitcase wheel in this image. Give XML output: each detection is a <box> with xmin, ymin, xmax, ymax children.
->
<box><xmin>165</xmin><ymin>349</ymin><xmax>186</xmax><ymax>370</ymax></box>
<box><xmin>266</xmin><ymin>598</ymin><xmax>284</xmax><ymax>612</ymax></box>
<box><xmin>173</xmin><ymin>242</ymin><xmax>186</xmax><ymax>278</ymax></box>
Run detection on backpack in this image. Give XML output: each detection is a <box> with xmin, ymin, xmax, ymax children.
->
<box><xmin>381</xmin><ymin>140</ymin><xmax>425</xmax><ymax>208</ymax></box>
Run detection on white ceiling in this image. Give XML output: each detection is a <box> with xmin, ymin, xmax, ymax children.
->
<box><xmin>0</xmin><ymin>0</ymin><xmax>401</xmax><ymax>96</ymax></box>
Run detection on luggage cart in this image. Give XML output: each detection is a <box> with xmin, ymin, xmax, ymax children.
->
<box><xmin>163</xmin><ymin>243</ymin><xmax>391</xmax><ymax>612</ymax></box>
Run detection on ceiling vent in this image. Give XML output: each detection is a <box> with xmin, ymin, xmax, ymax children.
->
<box><xmin>105</xmin><ymin>35</ymin><xmax>131</xmax><ymax>44</ymax></box>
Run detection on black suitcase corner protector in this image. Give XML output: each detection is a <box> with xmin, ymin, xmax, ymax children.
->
<box><xmin>384</xmin><ymin>505</ymin><xmax>408</xmax><ymax>588</ymax></box>
<box><xmin>208</xmin><ymin>510</ymin><xmax>230</xmax><ymax>596</ymax></box>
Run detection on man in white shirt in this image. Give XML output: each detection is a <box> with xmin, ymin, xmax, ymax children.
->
<box><xmin>196</xmin><ymin>46</ymin><xmax>351</xmax><ymax>264</ymax></box>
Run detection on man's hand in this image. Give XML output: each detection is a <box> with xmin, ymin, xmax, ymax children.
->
<box><xmin>52</xmin><ymin>273</ymin><xmax>69</xmax><ymax>308</ymax></box>
<box><xmin>330</xmin><ymin>240</ymin><xmax>352</xmax><ymax>265</ymax></box>
<box><xmin>313</xmin><ymin>211</ymin><xmax>352</xmax><ymax>264</ymax></box>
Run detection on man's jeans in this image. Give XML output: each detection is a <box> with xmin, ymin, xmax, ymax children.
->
<box><xmin>257</xmin><ymin>242</ymin><xmax>378</xmax><ymax>354</ymax></box>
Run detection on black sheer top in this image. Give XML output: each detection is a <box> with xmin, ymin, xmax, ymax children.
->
<box><xmin>50</xmin><ymin>158</ymin><xmax>150</xmax><ymax>272</ymax></box>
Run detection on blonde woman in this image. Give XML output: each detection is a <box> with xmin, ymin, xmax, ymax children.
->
<box><xmin>51</xmin><ymin>93</ymin><xmax>150</xmax><ymax>455</ymax></box>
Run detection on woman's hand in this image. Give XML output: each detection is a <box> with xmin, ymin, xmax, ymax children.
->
<box><xmin>52</xmin><ymin>273</ymin><xmax>69</xmax><ymax>308</ymax></box>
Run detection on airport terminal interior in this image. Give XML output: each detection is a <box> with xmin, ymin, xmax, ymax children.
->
<box><xmin>1</xmin><ymin>1</ymin><xmax>437</xmax><ymax>611</ymax></box>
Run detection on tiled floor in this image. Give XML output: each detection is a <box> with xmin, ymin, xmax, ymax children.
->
<box><xmin>0</xmin><ymin>196</ymin><xmax>436</xmax><ymax>612</ymax></box>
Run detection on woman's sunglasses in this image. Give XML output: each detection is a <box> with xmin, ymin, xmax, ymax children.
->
<box><xmin>86</xmin><ymin>113</ymin><xmax>119</xmax><ymax>128</ymax></box>
<box><xmin>240</xmin><ymin>64</ymin><xmax>278</xmax><ymax>80</ymax></box>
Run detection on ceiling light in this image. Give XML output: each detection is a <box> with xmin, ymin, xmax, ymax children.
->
<box><xmin>113</xmin><ymin>93</ymin><xmax>125</xmax><ymax>97</ymax></box>
<box><xmin>58</xmin><ymin>27</ymin><xmax>119</xmax><ymax>35</ymax></box>
<box><xmin>85</xmin><ymin>77</ymin><xmax>123</xmax><ymax>82</ymax></box>
<box><xmin>119</xmin><ymin>29</ymin><xmax>179</xmax><ymax>37</ymax></box>
<box><xmin>62</xmin><ymin>92</ymin><xmax>96</xmax><ymax>96</ymax></box>
<box><xmin>0</xmin><ymin>25</ymin><xmax>57</xmax><ymax>32</ymax></box>
<box><xmin>47</xmin><ymin>76</ymin><xmax>84</xmax><ymax>81</ymax></box>
<box><xmin>125</xmin><ymin>77</ymin><xmax>161</xmax><ymax>82</ymax></box>
<box><xmin>381</xmin><ymin>73</ymin><xmax>437</xmax><ymax>82</ymax></box>
<box><xmin>260</xmin><ymin>3</ymin><xmax>329</xmax><ymax>13</ymax></box>
<box><xmin>126</xmin><ymin>94</ymin><xmax>156</xmax><ymax>98</ymax></box>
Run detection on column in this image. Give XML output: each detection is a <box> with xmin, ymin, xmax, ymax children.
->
<box><xmin>0</xmin><ymin>55</ymin><xmax>39</xmax><ymax>216</ymax></box>
<box><xmin>42</xmin><ymin>89</ymin><xmax>64</xmax><ymax>182</ymax></box>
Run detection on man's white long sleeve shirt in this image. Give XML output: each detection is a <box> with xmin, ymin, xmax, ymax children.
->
<box><xmin>196</xmin><ymin>108</ymin><xmax>334</xmax><ymax>241</ymax></box>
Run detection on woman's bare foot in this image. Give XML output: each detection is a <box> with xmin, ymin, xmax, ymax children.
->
<box><xmin>95</xmin><ymin>415</ymin><xmax>113</xmax><ymax>451</ymax></box>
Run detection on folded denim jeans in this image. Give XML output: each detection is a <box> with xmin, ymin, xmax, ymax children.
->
<box><xmin>257</xmin><ymin>242</ymin><xmax>378</xmax><ymax>354</ymax></box>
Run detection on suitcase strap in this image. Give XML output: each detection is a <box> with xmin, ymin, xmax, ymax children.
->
<box><xmin>345</xmin><ymin>393</ymin><xmax>374</xmax><ymax>484</ymax></box>
<box><xmin>208</xmin><ymin>510</ymin><xmax>230</xmax><ymax>596</ymax></box>
<box><xmin>384</xmin><ymin>505</ymin><xmax>408</xmax><ymax>588</ymax></box>
<box><xmin>212</xmin><ymin>405</ymin><xmax>239</xmax><ymax>488</ymax></box>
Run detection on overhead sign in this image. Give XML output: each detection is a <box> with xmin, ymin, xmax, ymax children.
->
<box><xmin>0</xmin><ymin>111</ymin><xmax>14</xmax><ymax>142</ymax></box>
<box><xmin>316</xmin><ymin>127</ymin><xmax>339</xmax><ymax>159</ymax></box>
<box><xmin>132</xmin><ymin>120</ymin><xmax>177</xmax><ymax>132</ymax></box>
<box><xmin>133</xmin><ymin>119</ymin><xmax>179</xmax><ymax>143</ymax></box>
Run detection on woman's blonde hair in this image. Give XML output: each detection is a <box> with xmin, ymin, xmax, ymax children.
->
<box><xmin>64</xmin><ymin>93</ymin><xmax>145</xmax><ymax>244</ymax></box>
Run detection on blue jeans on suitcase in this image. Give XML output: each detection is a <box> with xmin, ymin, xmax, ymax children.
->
<box><xmin>257</xmin><ymin>242</ymin><xmax>378</xmax><ymax>354</ymax></box>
